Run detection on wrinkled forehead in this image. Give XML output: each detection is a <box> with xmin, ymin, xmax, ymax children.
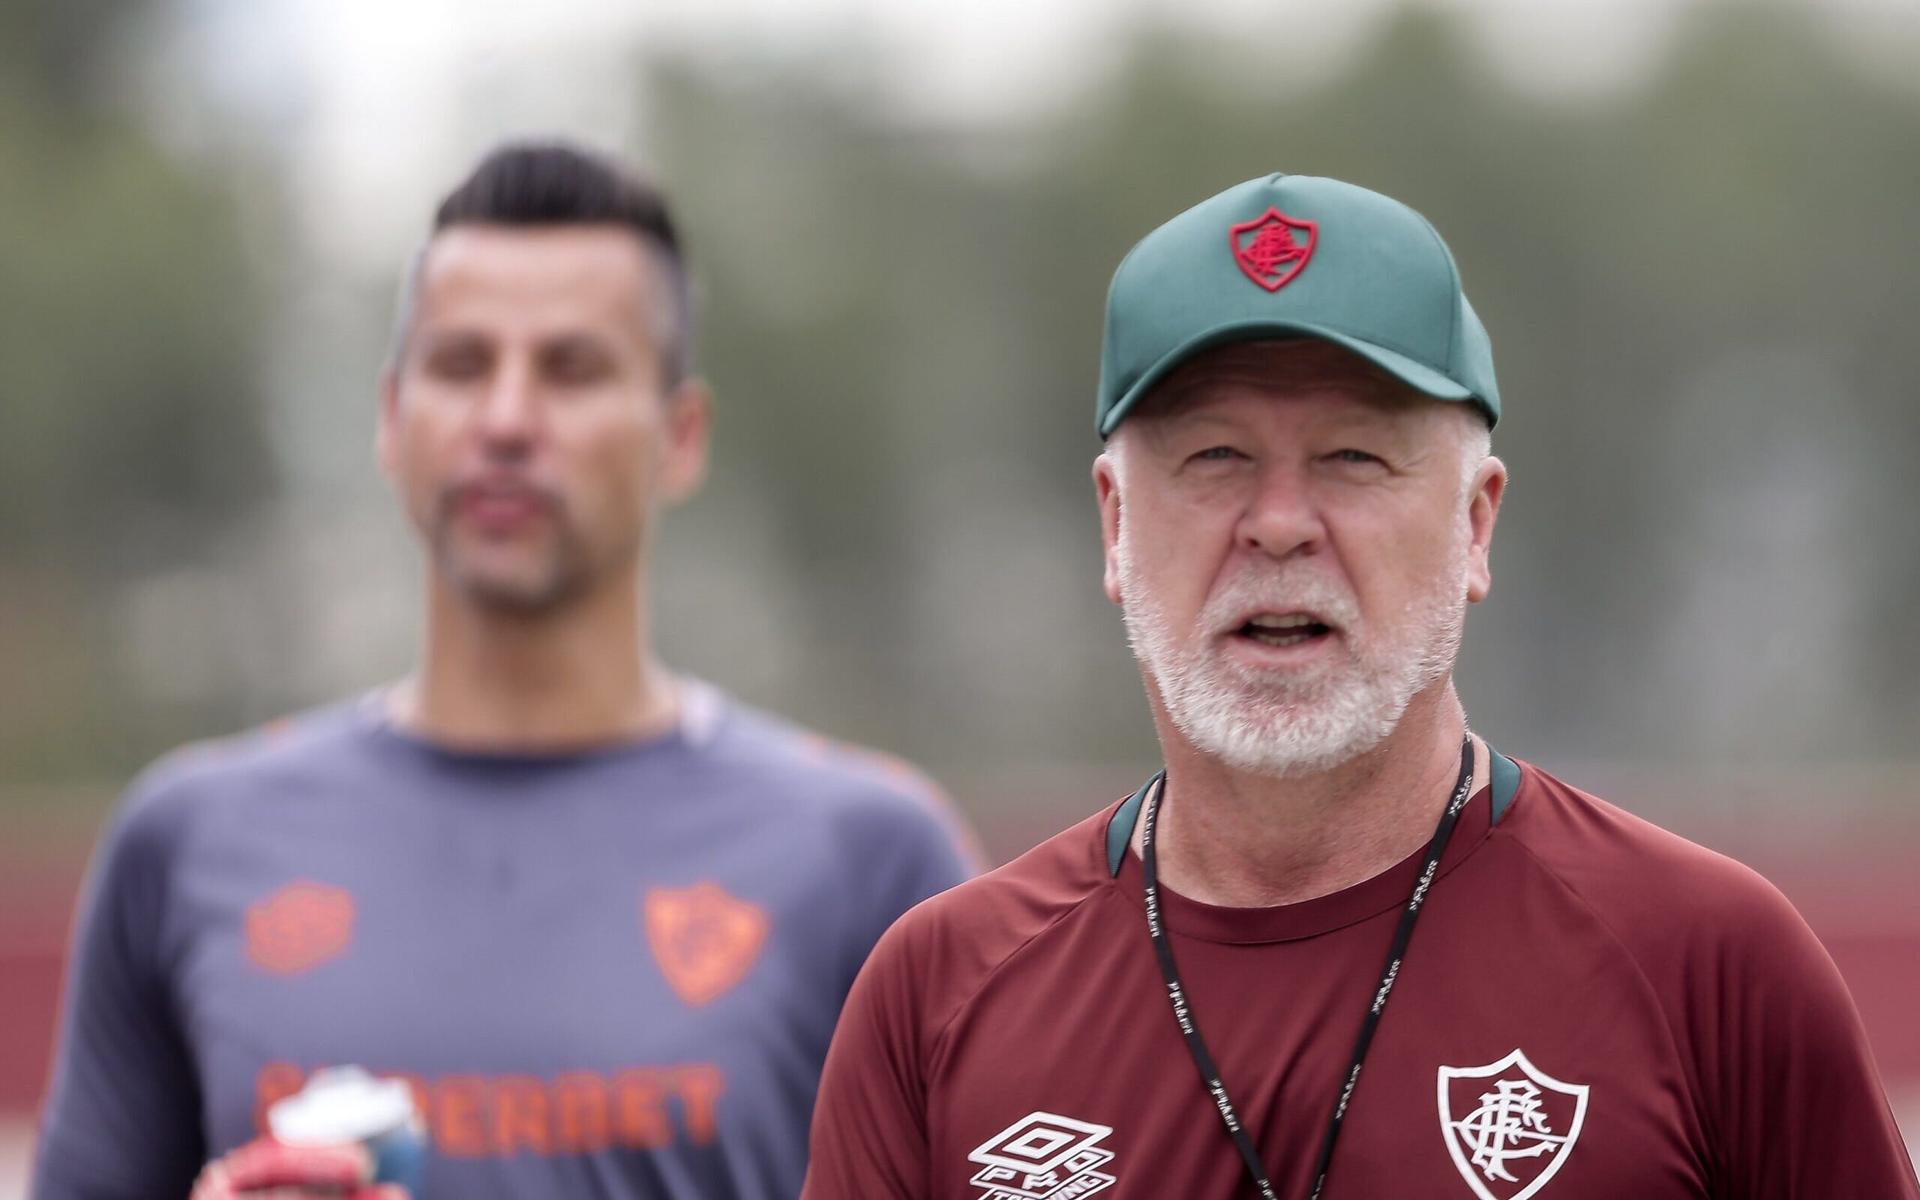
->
<box><xmin>1127</xmin><ymin>338</ymin><xmax>1429</xmax><ymax>428</ymax></box>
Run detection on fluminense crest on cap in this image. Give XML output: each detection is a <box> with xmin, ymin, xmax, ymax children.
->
<box><xmin>1229</xmin><ymin>207</ymin><xmax>1318</xmax><ymax>293</ymax></box>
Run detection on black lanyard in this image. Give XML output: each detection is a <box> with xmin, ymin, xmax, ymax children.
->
<box><xmin>1139</xmin><ymin>737</ymin><xmax>1475</xmax><ymax>1200</ymax></box>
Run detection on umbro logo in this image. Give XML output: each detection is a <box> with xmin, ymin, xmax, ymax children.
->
<box><xmin>967</xmin><ymin>1112</ymin><xmax>1115</xmax><ymax>1200</ymax></box>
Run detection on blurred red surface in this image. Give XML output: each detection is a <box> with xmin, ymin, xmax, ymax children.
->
<box><xmin>0</xmin><ymin>848</ymin><xmax>83</xmax><ymax>1112</ymax></box>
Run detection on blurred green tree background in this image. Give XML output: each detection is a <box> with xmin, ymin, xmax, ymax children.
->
<box><xmin>648</xmin><ymin>3</ymin><xmax>1920</xmax><ymax>784</ymax></box>
<box><xmin>1</xmin><ymin>0</ymin><xmax>272</xmax><ymax>785</ymax></box>
<box><xmin>3</xmin><ymin>0</ymin><xmax>1916</xmax><ymax>815</ymax></box>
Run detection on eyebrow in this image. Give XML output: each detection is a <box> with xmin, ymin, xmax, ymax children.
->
<box><xmin>415</xmin><ymin>325</ymin><xmax>492</xmax><ymax>346</ymax></box>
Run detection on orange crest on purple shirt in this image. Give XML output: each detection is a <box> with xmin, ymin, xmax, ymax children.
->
<box><xmin>643</xmin><ymin>882</ymin><xmax>769</xmax><ymax>1006</ymax></box>
<box><xmin>246</xmin><ymin>881</ymin><xmax>355</xmax><ymax>976</ymax></box>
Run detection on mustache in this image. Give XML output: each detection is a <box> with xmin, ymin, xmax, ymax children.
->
<box><xmin>1196</xmin><ymin>568</ymin><xmax>1361</xmax><ymax>633</ymax></box>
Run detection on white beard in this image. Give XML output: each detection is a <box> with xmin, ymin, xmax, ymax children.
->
<box><xmin>1117</xmin><ymin>521</ymin><xmax>1469</xmax><ymax>777</ymax></box>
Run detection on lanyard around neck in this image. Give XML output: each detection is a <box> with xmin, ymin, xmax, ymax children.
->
<box><xmin>1138</xmin><ymin>737</ymin><xmax>1475</xmax><ymax>1200</ymax></box>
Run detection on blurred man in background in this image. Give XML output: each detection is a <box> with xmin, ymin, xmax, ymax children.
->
<box><xmin>32</xmin><ymin>140</ymin><xmax>976</xmax><ymax>1200</ymax></box>
<box><xmin>804</xmin><ymin>174</ymin><xmax>1918</xmax><ymax>1197</ymax></box>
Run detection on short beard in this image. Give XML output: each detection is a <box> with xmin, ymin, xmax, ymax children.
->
<box><xmin>1117</xmin><ymin>526</ymin><xmax>1468</xmax><ymax>777</ymax></box>
<box><xmin>428</xmin><ymin>498</ymin><xmax>596</xmax><ymax>617</ymax></box>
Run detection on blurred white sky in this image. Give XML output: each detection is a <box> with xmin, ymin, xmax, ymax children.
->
<box><xmin>172</xmin><ymin>0</ymin><xmax>1920</xmax><ymax>274</ymax></box>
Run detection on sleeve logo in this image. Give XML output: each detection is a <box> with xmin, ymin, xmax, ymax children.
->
<box><xmin>642</xmin><ymin>882</ymin><xmax>768</xmax><ymax>1006</ymax></box>
<box><xmin>1437</xmin><ymin>1049</ymin><xmax>1589</xmax><ymax>1200</ymax></box>
<box><xmin>246</xmin><ymin>880</ymin><xmax>356</xmax><ymax>976</ymax></box>
<box><xmin>967</xmin><ymin>1111</ymin><xmax>1115</xmax><ymax>1200</ymax></box>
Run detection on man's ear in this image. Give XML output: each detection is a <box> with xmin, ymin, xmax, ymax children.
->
<box><xmin>658</xmin><ymin>377</ymin><xmax>713</xmax><ymax>504</ymax></box>
<box><xmin>374</xmin><ymin>368</ymin><xmax>401</xmax><ymax>481</ymax></box>
<box><xmin>1465</xmin><ymin>454</ymin><xmax>1507</xmax><ymax>604</ymax></box>
<box><xmin>1094</xmin><ymin>449</ymin><xmax>1124</xmax><ymax>606</ymax></box>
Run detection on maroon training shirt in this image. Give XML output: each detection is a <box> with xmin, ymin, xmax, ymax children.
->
<box><xmin>804</xmin><ymin>755</ymin><xmax>1918</xmax><ymax>1199</ymax></box>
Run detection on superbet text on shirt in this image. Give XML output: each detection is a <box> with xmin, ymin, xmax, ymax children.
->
<box><xmin>803</xmin><ymin>754</ymin><xmax>1919</xmax><ymax>1199</ymax></box>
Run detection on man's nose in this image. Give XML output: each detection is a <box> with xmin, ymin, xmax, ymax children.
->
<box><xmin>1236</xmin><ymin>460</ymin><xmax>1325</xmax><ymax>561</ymax></box>
<box><xmin>475</xmin><ymin>361</ymin><xmax>541</xmax><ymax>451</ymax></box>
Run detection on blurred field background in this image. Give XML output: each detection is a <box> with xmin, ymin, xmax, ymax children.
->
<box><xmin>3</xmin><ymin>0</ymin><xmax>1919</xmax><ymax>1186</ymax></box>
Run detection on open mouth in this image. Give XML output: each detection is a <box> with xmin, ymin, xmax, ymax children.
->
<box><xmin>1233</xmin><ymin>613</ymin><xmax>1333</xmax><ymax>648</ymax></box>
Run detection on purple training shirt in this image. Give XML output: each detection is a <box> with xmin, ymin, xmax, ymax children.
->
<box><xmin>34</xmin><ymin>681</ymin><xmax>976</xmax><ymax>1199</ymax></box>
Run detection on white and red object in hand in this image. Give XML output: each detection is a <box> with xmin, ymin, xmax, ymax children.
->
<box><xmin>191</xmin><ymin>1067</ymin><xmax>424</xmax><ymax>1198</ymax></box>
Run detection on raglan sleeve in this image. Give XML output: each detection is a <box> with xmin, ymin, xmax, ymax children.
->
<box><xmin>1699</xmin><ymin>875</ymin><xmax>1919</xmax><ymax>1197</ymax></box>
<box><xmin>802</xmin><ymin>911</ymin><xmax>939</xmax><ymax>1200</ymax></box>
<box><xmin>31</xmin><ymin>777</ymin><xmax>208</xmax><ymax>1200</ymax></box>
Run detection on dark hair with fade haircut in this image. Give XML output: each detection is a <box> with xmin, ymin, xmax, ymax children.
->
<box><xmin>393</xmin><ymin>139</ymin><xmax>694</xmax><ymax>384</ymax></box>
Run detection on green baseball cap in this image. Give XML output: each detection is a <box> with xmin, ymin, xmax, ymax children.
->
<box><xmin>1096</xmin><ymin>173</ymin><xmax>1500</xmax><ymax>437</ymax></box>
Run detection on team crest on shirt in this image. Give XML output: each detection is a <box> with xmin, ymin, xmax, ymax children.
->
<box><xmin>967</xmin><ymin>1112</ymin><xmax>1116</xmax><ymax>1200</ymax></box>
<box><xmin>246</xmin><ymin>880</ymin><xmax>355</xmax><ymax>976</ymax></box>
<box><xmin>643</xmin><ymin>882</ymin><xmax>768</xmax><ymax>1006</ymax></box>
<box><xmin>1438</xmin><ymin>1049</ymin><xmax>1589</xmax><ymax>1200</ymax></box>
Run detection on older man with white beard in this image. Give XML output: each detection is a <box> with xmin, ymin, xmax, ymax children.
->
<box><xmin>803</xmin><ymin>175</ymin><xmax>1918</xmax><ymax>1200</ymax></box>
<box><xmin>1109</xmin><ymin>338</ymin><xmax>1487</xmax><ymax>786</ymax></box>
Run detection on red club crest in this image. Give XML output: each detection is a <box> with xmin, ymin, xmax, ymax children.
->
<box><xmin>644</xmin><ymin>882</ymin><xmax>769</xmax><ymax>1006</ymax></box>
<box><xmin>1229</xmin><ymin>207</ymin><xmax>1318</xmax><ymax>292</ymax></box>
<box><xmin>246</xmin><ymin>881</ymin><xmax>356</xmax><ymax>976</ymax></box>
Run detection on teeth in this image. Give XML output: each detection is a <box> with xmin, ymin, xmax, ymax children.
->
<box><xmin>1247</xmin><ymin>614</ymin><xmax>1314</xmax><ymax>629</ymax></box>
<box><xmin>1248</xmin><ymin>629</ymin><xmax>1313</xmax><ymax>646</ymax></box>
